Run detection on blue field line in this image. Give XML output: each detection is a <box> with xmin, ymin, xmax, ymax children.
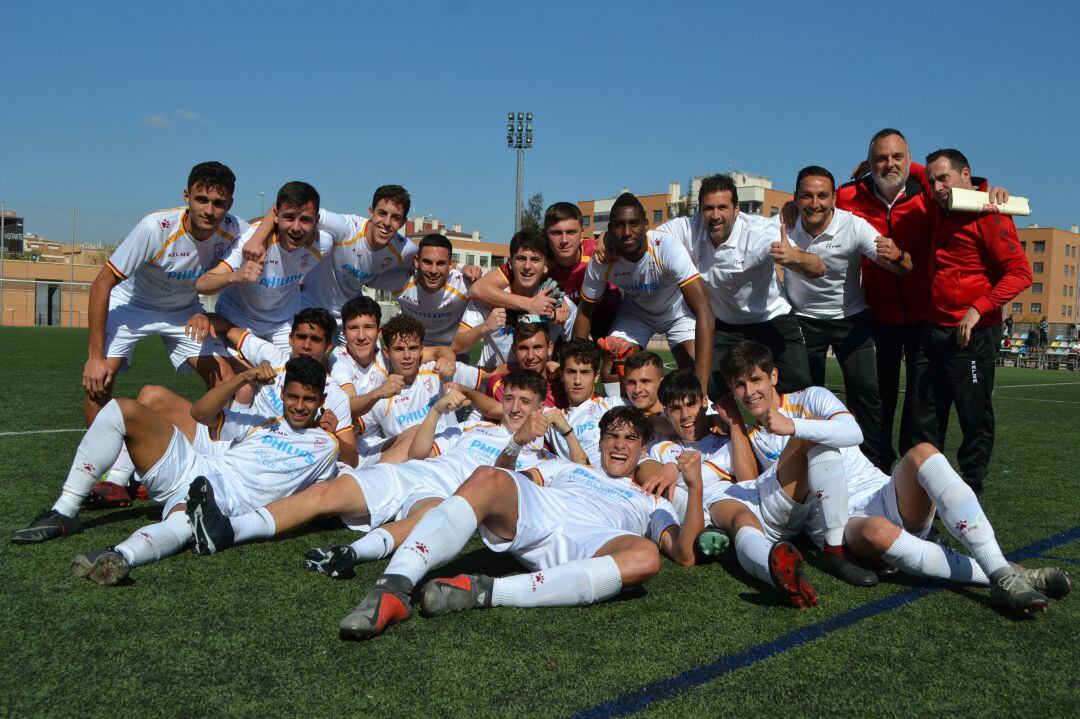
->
<box><xmin>570</xmin><ymin>526</ymin><xmax>1080</xmax><ymax>719</ymax></box>
<box><xmin>1036</xmin><ymin>555</ymin><xmax>1080</xmax><ymax>566</ymax></box>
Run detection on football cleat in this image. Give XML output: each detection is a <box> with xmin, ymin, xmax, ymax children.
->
<box><xmin>83</xmin><ymin>481</ymin><xmax>134</xmax><ymax>510</ymax></box>
<box><xmin>10</xmin><ymin>510</ymin><xmax>82</xmax><ymax>544</ymax></box>
<box><xmin>695</xmin><ymin>527</ymin><xmax>731</xmax><ymax>558</ymax></box>
<box><xmin>768</xmin><ymin>540</ymin><xmax>819</xmax><ymax>609</ymax></box>
<box><xmin>1009</xmin><ymin>563</ymin><xmax>1070</xmax><ymax>600</ymax></box>
<box><xmin>420</xmin><ymin>574</ymin><xmax>494</xmax><ymax>617</ymax></box>
<box><xmin>819</xmin><ymin>545</ymin><xmax>879</xmax><ymax>587</ymax></box>
<box><xmin>71</xmin><ymin>547</ymin><xmax>130</xmax><ymax>586</ymax></box>
<box><xmin>186</xmin><ymin>476</ymin><xmax>234</xmax><ymax>556</ymax></box>
<box><xmin>988</xmin><ymin>567</ymin><xmax>1048</xmax><ymax>614</ymax></box>
<box><xmin>303</xmin><ymin>545</ymin><xmax>357</xmax><ymax>580</ymax></box>
<box><xmin>339</xmin><ymin>575</ymin><xmax>414</xmax><ymax>641</ymax></box>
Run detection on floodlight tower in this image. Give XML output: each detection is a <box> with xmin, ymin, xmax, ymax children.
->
<box><xmin>507</xmin><ymin>111</ymin><xmax>533</xmax><ymax>232</ymax></box>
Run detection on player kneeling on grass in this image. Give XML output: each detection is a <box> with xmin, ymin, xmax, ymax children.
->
<box><xmin>338</xmin><ymin>405</ymin><xmax>705</xmax><ymax>641</ymax></box>
<box><xmin>721</xmin><ymin>340</ymin><xmax>1069</xmax><ymax>614</ymax></box>
<box><xmin>184</xmin><ymin>372</ymin><xmax>579</xmax><ymax>576</ymax></box>
<box><xmin>10</xmin><ymin>357</ymin><xmax>340</xmax><ymax>585</ymax></box>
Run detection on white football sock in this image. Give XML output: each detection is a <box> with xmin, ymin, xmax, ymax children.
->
<box><xmin>735</xmin><ymin>526</ymin><xmax>775</xmax><ymax>587</ymax></box>
<box><xmin>881</xmin><ymin>530</ymin><xmax>989</xmax><ymax>586</ymax></box>
<box><xmin>603</xmin><ymin>382</ymin><xmax>621</xmax><ymax>398</ymax></box>
<box><xmin>807</xmin><ymin>446</ymin><xmax>848</xmax><ymax>547</ymax></box>
<box><xmin>492</xmin><ymin>555</ymin><xmax>622</xmax><ymax>608</ymax></box>
<box><xmin>114</xmin><ymin>511</ymin><xmax>191</xmax><ymax>568</ymax></box>
<box><xmin>383</xmin><ymin>496</ymin><xmax>477</xmax><ymax>585</ymax></box>
<box><xmin>230</xmin><ymin>507</ymin><xmax>276</xmax><ymax>544</ymax></box>
<box><xmin>53</xmin><ymin>399</ymin><xmax>126</xmax><ymax>517</ymax></box>
<box><xmin>349</xmin><ymin>528</ymin><xmax>395</xmax><ymax>562</ymax></box>
<box><xmin>917</xmin><ymin>453</ymin><xmax>1007</xmax><ymax>575</ymax></box>
<box><xmin>105</xmin><ymin>445</ymin><xmax>135</xmax><ymax>487</ymax></box>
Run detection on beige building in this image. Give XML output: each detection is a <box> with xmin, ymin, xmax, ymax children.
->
<box><xmin>1010</xmin><ymin>226</ymin><xmax>1080</xmax><ymax>333</ymax></box>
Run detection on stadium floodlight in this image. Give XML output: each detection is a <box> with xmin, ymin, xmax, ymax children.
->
<box><xmin>506</xmin><ymin>110</ymin><xmax>534</xmax><ymax>232</ymax></box>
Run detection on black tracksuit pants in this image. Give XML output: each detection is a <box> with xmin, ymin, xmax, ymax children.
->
<box><xmin>873</xmin><ymin>320</ymin><xmax>924</xmax><ymax>468</ymax></box>
<box><xmin>709</xmin><ymin>313</ymin><xmax>812</xmax><ymax>399</ymax></box>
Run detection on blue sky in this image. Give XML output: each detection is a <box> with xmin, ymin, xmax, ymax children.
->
<box><xmin>3</xmin><ymin>0</ymin><xmax>1078</xmax><ymax>246</ymax></box>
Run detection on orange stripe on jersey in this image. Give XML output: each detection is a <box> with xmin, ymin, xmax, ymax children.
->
<box><xmin>149</xmin><ymin>224</ymin><xmax>189</xmax><ymax>265</ymax></box>
<box><xmin>497</xmin><ymin>265</ymin><xmax>510</xmax><ymax>284</ymax></box>
<box><xmin>209</xmin><ymin>410</ymin><xmax>226</xmax><ymax>441</ymax></box>
<box><xmin>678</xmin><ymin>274</ymin><xmax>702</xmax><ymax>288</ymax></box>
<box><xmin>106</xmin><ymin>260</ymin><xmax>127</xmax><ymax>280</ymax></box>
<box><xmin>459</xmin><ymin>320</ymin><xmax>476</xmax><ymax>330</ymax></box>
<box><xmin>429</xmin><ymin>443</ymin><xmax>441</xmax><ymax>456</ymax></box>
<box><xmin>656</xmin><ymin>523</ymin><xmax>677</xmax><ymax>548</ymax></box>
<box><xmin>336</xmin><ymin>219</ymin><xmax>368</xmax><ymax>247</ymax></box>
<box><xmin>215</xmin><ymin>258</ymin><xmax>236</xmax><ymax>272</ymax></box>
<box><xmin>827</xmin><ymin>411</ymin><xmax>853</xmax><ymax>420</ymax></box>
<box><xmin>384</xmin><ymin>241</ymin><xmax>404</xmax><ymax>264</ymax></box>
<box><xmin>704</xmin><ymin>460</ymin><xmax>732</xmax><ymax>480</ymax></box>
<box><xmin>525</xmin><ymin>467</ymin><xmax>544</xmax><ymax>486</ymax></box>
<box><xmin>445</xmin><ymin>284</ymin><xmax>468</xmax><ymax>301</ymax></box>
<box><xmin>235</xmin><ymin>331</ymin><xmax>252</xmax><ymax>363</ymax></box>
<box><xmin>335</xmin><ymin>424</ymin><xmax>354</xmax><ymax>437</ymax></box>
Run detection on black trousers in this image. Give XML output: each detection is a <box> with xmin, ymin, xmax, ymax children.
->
<box><xmin>798</xmin><ymin>310</ymin><xmax>888</xmax><ymax>471</ymax></box>
<box><xmin>910</xmin><ymin>323</ymin><xmax>1000</xmax><ymax>483</ymax></box>
<box><xmin>873</xmin><ymin>320</ymin><xmax>925</xmax><ymax>468</ymax></box>
<box><xmin>709</xmin><ymin>313</ymin><xmax>812</xmax><ymax>399</ymax></box>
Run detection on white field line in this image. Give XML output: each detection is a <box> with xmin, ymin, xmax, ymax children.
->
<box><xmin>994</xmin><ymin>381</ymin><xmax>1080</xmax><ymax>389</ymax></box>
<box><xmin>0</xmin><ymin>428</ymin><xmax>83</xmax><ymax>437</ymax></box>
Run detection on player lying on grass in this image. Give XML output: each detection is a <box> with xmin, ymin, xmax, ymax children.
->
<box><xmin>721</xmin><ymin>340</ymin><xmax>1069</xmax><ymax>614</ymax></box>
<box><xmin>184</xmin><ymin>372</ymin><xmax>584</xmax><ymax>576</ymax></box>
<box><xmin>10</xmin><ymin>358</ymin><xmax>340</xmax><ymax>586</ymax></box>
<box><xmin>337</xmin><ymin>405</ymin><xmax>704</xmax><ymax>641</ymax></box>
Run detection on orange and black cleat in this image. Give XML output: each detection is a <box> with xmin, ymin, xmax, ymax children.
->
<box><xmin>768</xmin><ymin>540</ymin><xmax>819</xmax><ymax>609</ymax></box>
<box><xmin>339</xmin><ymin>575</ymin><xmax>413</xmax><ymax>640</ymax></box>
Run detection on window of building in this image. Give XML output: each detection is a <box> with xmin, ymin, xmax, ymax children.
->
<box><xmin>479</xmin><ymin>256</ymin><xmax>489</xmax><ymax>268</ymax></box>
<box><xmin>1071</xmin><ymin>285</ymin><xmax>1075</xmax><ymax>297</ymax></box>
<box><xmin>1020</xmin><ymin>241</ymin><xmax>1027</xmax><ymax>250</ymax></box>
<box><xmin>466</xmin><ymin>254</ymin><xmax>476</xmax><ymax>265</ymax></box>
<box><xmin>1012</xmin><ymin>302</ymin><xmax>1023</xmax><ymax>315</ymax></box>
<box><xmin>770</xmin><ymin>206</ymin><xmax>779</xmax><ymax>216</ymax></box>
<box><xmin>1031</xmin><ymin>283</ymin><xmax>1043</xmax><ymax>294</ymax></box>
<box><xmin>582</xmin><ymin>216</ymin><xmax>591</xmax><ymax>227</ymax></box>
<box><xmin>1033</xmin><ymin>262</ymin><xmax>1044</xmax><ymax>273</ymax></box>
<box><xmin>1070</xmin><ymin>306</ymin><xmax>1074</xmax><ymax>317</ymax></box>
<box><xmin>593</xmin><ymin>213</ymin><xmax>609</xmax><ymax>224</ymax></box>
<box><xmin>1034</xmin><ymin>241</ymin><xmax>1045</xmax><ymax>253</ymax></box>
<box><xmin>452</xmin><ymin>253</ymin><xmax>460</xmax><ymax>263</ymax></box>
<box><xmin>1031</xmin><ymin>303</ymin><xmax>1042</xmax><ymax>314</ymax></box>
<box><xmin>653</xmin><ymin>210</ymin><xmax>663</xmax><ymax>223</ymax></box>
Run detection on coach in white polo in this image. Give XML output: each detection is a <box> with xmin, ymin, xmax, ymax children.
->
<box><xmin>783</xmin><ymin>165</ymin><xmax>911</xmax><ymax>471</ymax></box>
<box><xmin>659</xmin><ymin>174</ymin><xmax>819</xmax><ymax>397</ymax></box>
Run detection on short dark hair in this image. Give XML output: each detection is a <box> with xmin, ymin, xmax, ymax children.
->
<box><xmin>698</xmin><ymin>174</ymin><xmax>739</xmax><ymax>207</ymax></box>
<box><xmin>795</xmin><ymin>166</ymin><xmax>836</xmax><ymax>194</ymax></box>
<box><xmin>868</xmin><ymin>128</ymin><xmax>907</xmax><ymax>155</ymax></box>
<box><xmin>559</xmin><ymin>338</ymin><xmax>601</xmax><ymax>372</ymax></box>
<box><xmin>624</xmin><ymin>351</ymin><xmax>664</xmax><ymax>376</ymax></box>
<box><xmin>501</xmin><ymin>369</ymin><xmax>547</xmax><ymax>399</ymax></box>
<box><xmin>513</xmin><ymin>320</ymin><xmax>550</xmax><ymax>345</ymax></box>
<box><xmin>381</xmin><ymin>313</ymin><xmax>425</xmax><ymax>347</ymax></box>
<box><xmin>372</xmin><ymin>185</ymin><xmax>411</xmax><ymax>217</ymax></box>
<box><xmin>283</xmin><ymin>355</ymin><xmax>327</xmax><ymax>396</ymax></box>
<box><xmin>418</xmin><ymin>233</ymin><xmax>453</xmax><ymax>255</ymax></box>
<box><xmin>291</xmin><ymin>307</ymin><xmax>335</xmax><ymax>342</ymax></box>
<box><xmin>544</xmin><ymin>202</ymin><xmax>583</xmax><ymax>229</ymax></box>
<box><xmin>599</xmin><ymin>405</ymin><xmax>654</xmax><ymax>445</ymax></box>
<box><xmin>509</xmin><ymin>228</ymin><xmax>550</xmax><ymax>260</ymax></box>
<box><xmin>276</xmin><ymin>181</ymin><xmax>320</xmax><ymax>213</ymax></box>
<box><xmin>340</xmin><ymin>296</ymin><xmax>381</xmax><ymax>326</ymax></box>
<box><xmin>925</xmin><ymin>148</ymin><xmax>970</xmax><ymax>173</ymax></box>
<box><xmin>658</xmin><ymin>369</ymin><xmax>704</xmax><ymax>409</ymax></box>
<box><xmin>610</xmin><ymin>192</ymin><xmax>646</xmax><ymax>221</ymax></box>
<box><xmin>187</xmin><ymin>161</ymin><xmax>236</xmax><ymax>196</ymax></box>
<box><xmin>719</xmin><ymin>340</ymin><xmax>775</xmax><ymax>382</ymax></box>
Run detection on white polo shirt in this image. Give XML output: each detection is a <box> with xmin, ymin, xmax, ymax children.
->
<box><xmin>783</xmin><ymin>208</ymin><xmax>881</xmax><ymax>320</ymax></box>
<box><xmin>660</xmin><ymin>212</ymin><xmax>791</xmax><ymax>324</ymax></box>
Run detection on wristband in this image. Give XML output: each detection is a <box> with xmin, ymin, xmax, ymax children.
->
<box><xmin>502</xmin><ymin>438</ymin><xmax>522</xmax><ymax>456</ymax></box>
<box><xmin>890</xmin><ymin>248</ymin><xmax>906</xmax><ymax>265</ymax></box>
<box><xmin>559</xmin><ymin>427</ymin><xmax>573</xmax><ymax>437</ymax></box>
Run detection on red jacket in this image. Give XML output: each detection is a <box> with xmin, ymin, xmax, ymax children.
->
<box><xmin>837</xmin><ymin>163</ymin><xmax>933</xmax><ymax>324</ymax></box>
<box><xmin>928</xmin><ymin>179</ymin><xmax>1032</xmax><ymax>327</ymax></box>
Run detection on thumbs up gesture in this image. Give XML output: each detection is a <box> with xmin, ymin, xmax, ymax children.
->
<box><xmin>770</xmin><ymin>223</ymin><xmax>801</xmax><ymax>267</ymax></box>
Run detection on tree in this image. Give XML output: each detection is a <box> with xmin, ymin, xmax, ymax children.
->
<box><xmin>519</xmin><ymin>192</ymin><xmax>544</xmax><ymax>232</ymax></box>
<box><xmin>668</xmin><ymin>195</ymin><xmax>694</xmax><ymax>220</ymax></box>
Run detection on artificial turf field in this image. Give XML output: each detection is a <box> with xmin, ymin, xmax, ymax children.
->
<box><xmin>1</xmin><ymin>326</ymin><xmax>1077</xmax><ymax>718</ymax></box>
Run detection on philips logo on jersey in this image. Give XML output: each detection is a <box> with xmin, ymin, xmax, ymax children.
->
<box><xmin>465</xmin><ymin>438</ymin><xmax>502</xmax><ymax>460</ymax></box>
<box><xmin>165</xmin><ymin>269</ymin><xmax>206</xmax><ymax>280</ymax></box>
<box><xmin>575</xmin><ymin>421</ymin><xmax>596</xmax><ymax>437</ymax></box>
<box><xmin>259</xmin><ymin>435</ymin><xmax>315</xmax><ymax>464</ymax></box>
<box><xmin>259</xmin><ymin>273</ymin><xmax>303</xmax><ymax>288</ymax></box>
<box><xmin>343</xmin><ymin>263</ymin><xmax>377</xmax><ymax>282</ymax></box>
<box><xmin>396</xmin><ymin>397</ymin><xmax>438</xmax><ymax>426</ymax></box>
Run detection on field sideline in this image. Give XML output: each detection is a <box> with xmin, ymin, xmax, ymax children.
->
<box><xmin>1</xmin><ymin>327</ymin><xmax>1077</xmax><ymax>718</ymax></box>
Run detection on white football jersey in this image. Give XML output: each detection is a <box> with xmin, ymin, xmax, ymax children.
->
<box><xmin>748</xmin><ymin>387</ymin><xmax>880</xmax><ymax>494</ymax></box>
<box><xmin>327</xmin><ymin>345</ymin><xmax>390</xmax><ymax>397</ymax></box>
<box><xmin>580</xmin><ymin>230</ymin><xmax>701</xmax><ymax>322</ymax></box>
<box><xmin>393</xmin><ymin>269</ymin><xmax>471</xmax><ymax>346</ymax></box>
<box><xmin>363</xmin><ymin>361</ymin><xmax>482</xmax><ymax>436</ymax></box>
<box><xmin>648</xmin><ymin>433</ymin><xmax>734</xmax><ymax>491</ymax></box>
<box><xmin>527</xmin><ymin>458</ymin><xmax>680</xmax><ymax>542</ymax></box>
<box><xmin>234</xmin><ymin>332</ymin><xmax>353</xmax><ymax>435</ymax></box>
<box><xmin>210</xmin><ymin>416</ymin><xmax>339</xmax><ymax>514</ymax></box>
<box><xmin>214</xmin><ymin>224</ymin><xmax>333</xmax><ymax>331</ymax></box>
<box><xmin>394</xmin><ymin>419</ymin><xmax>553</xmax><ymax>485</ymax></box>
<box><xmin>546</xmin><ymin>395</ymin><xmax>625</xmax><ymax>467</ymax></box>
<box><xmin>300</xmin><ymin>209</ymin><xmax>417</xmax><ymax>321</ymax></box>
<box><xmin>460</xmin><ymin>288</ymin><xmax>577</xmax><ymax>369</ymax></box>
<box><xmin>107</xmin><ymin>208</ymin><xmax>247</xmax><ymax>311</ymax></box>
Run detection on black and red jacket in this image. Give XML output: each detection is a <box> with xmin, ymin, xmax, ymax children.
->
<box><xmin>927</xmin><ymin>179</ymin><xmax>1032</xmax><ymax>328</ymax></box>
<box><xmin>837</xmin><ymin>162</ymin><xmax>933</xmax><ymax>325</ymax></box>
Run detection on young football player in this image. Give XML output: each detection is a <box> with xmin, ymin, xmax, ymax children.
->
<box><xmin>544</xmin><ymin>339</ymin><xmax>624</xmax><ymax>467</ymax></box>
<box><xmin>392</xmin><ymin>233</ymin><xmax>473</xmax><ymax>348</ymax></box>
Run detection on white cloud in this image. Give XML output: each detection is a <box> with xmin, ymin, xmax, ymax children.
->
<box><xmin>174</xmin><ymin>108</ymin><xmax>204</xmax><ymax>121</ymax></box>
<box><xmin>143</xmin><ymin>113</ymin><xmax>170</xmax><ymax>127</ymax></box>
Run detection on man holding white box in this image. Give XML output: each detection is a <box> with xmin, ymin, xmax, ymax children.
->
<box><xmin>910</xmin><ymin>149</ymin><xmax>1033</xmax><ymax>495</ymax></box>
